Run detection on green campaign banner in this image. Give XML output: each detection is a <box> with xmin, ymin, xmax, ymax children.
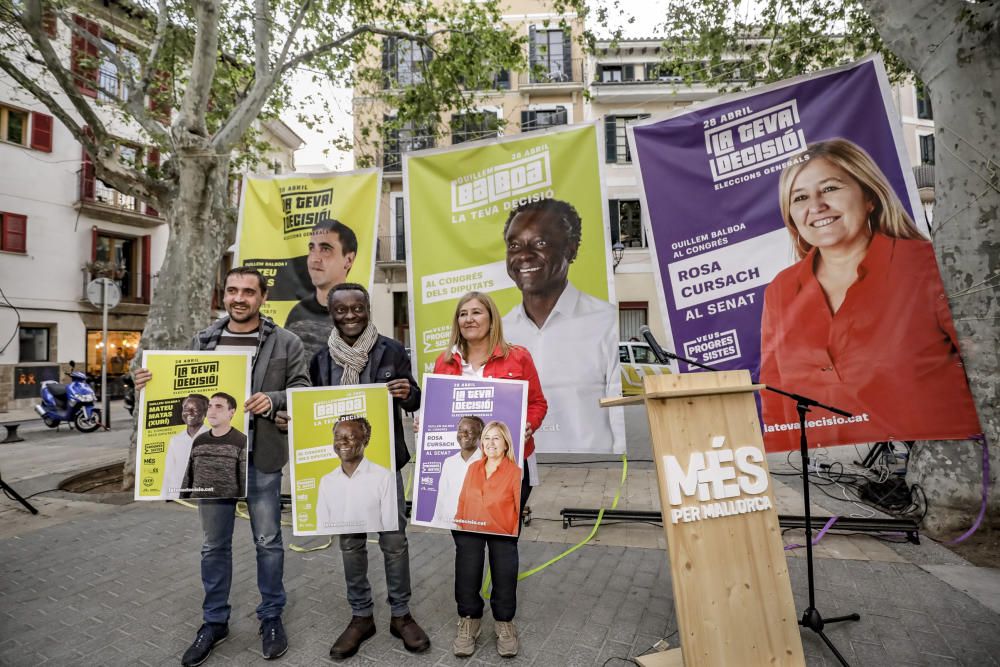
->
<box><xmin>135</xmin><ymin>351</ymin><xmax>252</xmax><ymax>500</ymax></box>
<box><xmin>404</xmin><ymin>123</ymin><xmax>625</xmax><ymax>454</ymax></box>
<box><xmin>234</xmin><ymin>170</ymin><xmax>381</xmax><ymax>359</ymax></box>
<box><xmin>286</xmin><ymin>385</ymin><xmax>396</xmax><ymax>536</ymax></box>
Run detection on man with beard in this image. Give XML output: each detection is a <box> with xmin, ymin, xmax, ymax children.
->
<box><xmin>133</xmin><ymin>266</ymin><xmax>309</xmax><ymax>666</ymax></box>
<box><xmin>308</xmin><ymin>282</ymin><xmax>430</xmax><ymax>660</ymax></box>
<box><xmin>501</xmin><ymin>198</ymin><xmax>624</xmax><ymax>457</ymax></box>
<box><xmin>162</xmin><ymin>393</ymin><xmax>209</xmax><ymax>499</ymax></box>
<box><xmin>285</xmin><ymin>219</ymin><xmax>358</xmax><ymax>357</ymax></box>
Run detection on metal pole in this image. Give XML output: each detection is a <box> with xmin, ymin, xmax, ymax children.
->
<box><xmin>101</xmin><ymin>278</ymin><xmax>110</xmax><ymax>428</ymax></box>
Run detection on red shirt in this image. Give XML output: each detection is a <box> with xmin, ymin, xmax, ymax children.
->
<box><xmin>455</xmin><ymin>457</ymin><xmax>522</xmax><ymax>535</ymax></box>
<box><xmin>434</xmin><ymin>345</ymin><xmax>548</xmax><ymax>458</ymax></box>
<box><xmin>760</xmin><ymin>234</ymin><xmax>981</xmax><ymax>451</ymax></box>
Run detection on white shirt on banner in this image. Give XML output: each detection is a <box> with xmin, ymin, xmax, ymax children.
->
<box><xmin>503</xmin><ymin>282</ymin><xmax>625</xmax><ymax>454</ymax></box>
<box><xmin>431</xmin><ymin>447</ymin><xmax>483</xmax><ymax>529</ymax></box>
<box><xmin>315</xmin><ymin>457</ymin><xmax>396</xmax><ymax>533</ymax></box>
<box><xmin>163</xmin><ymin>425</ymin><xmax>209</xmax><ymax>499</ymax></box>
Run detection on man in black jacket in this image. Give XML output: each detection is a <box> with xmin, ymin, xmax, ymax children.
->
<box><xmin>308</xmin><ymin>282</ymin><xmax>429</xmax><ymax>660</ymax></box>
<box><xmin>134</xmin><ymin>267</ymin><xmax>310</xmax><ymax>666</ymax></box>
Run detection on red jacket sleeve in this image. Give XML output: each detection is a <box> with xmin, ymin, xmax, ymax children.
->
<box><xmin>516</xmin><ymin>347</ymin><xmax>547</xmax><ymax>455</ymax></box>
<box><xmin>434</xmin><ymin>353</ymin><xmax>459</xmax><ymax>376</ymax></box>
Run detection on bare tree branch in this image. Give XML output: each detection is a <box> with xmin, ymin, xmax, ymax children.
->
<box><xmin>276</xmin><ymin>0</ymin><xmax>314</xmax><ymax>71</ymax></box>
<box><xmin>254</xmin><ymin>0</ymin><xmax>272</xmax><ymax>79</ymax></box>
<box><xmin>178</xmin><ymin>0</ymin><xmax>222</xmax><ymax>138</ymax></box>
<box><xmin>136</xmin><ymin>0</ymin><xmax>171</xmax><ymax>99</ymax></box>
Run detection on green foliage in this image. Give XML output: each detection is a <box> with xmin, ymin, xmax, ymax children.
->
<box><xmin>655</xmin><ymin>0</ymin><xmax>911</xmax><ymax>92</ymax></box>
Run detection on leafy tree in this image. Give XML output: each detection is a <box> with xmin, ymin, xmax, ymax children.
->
<box><xmin>0</xmin><ymin>0</ymin><xmax>565</xmax><ymax>488</ymax></box>
<box><xmin>657</xmin><ymin>0</ymin><xmax>999</xmax><ymax>535</ymax></box>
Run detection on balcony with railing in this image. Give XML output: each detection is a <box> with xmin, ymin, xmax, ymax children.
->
<box><xmin>79</xmin><ymin>265</ymin><xmax>155</xmax><ymax>309</ymax></box>
<box><xmin>375</xmin><ymin>234</ymin><xmax>406</xmax><ymax>264</ymax></box>
<box><xmin>79</xmin><ymin>164</ymin><xmax>163</xmax><ymax>228</ymax></box>
<box><xmin>518</xmin><ymin>58</ymin><xmax>584</xmax><ymax>92</ymax></box>
<box><xmin>382</xmin><ymin>132</ymin><xmax>435</xmax><ymax>176</ymax></box>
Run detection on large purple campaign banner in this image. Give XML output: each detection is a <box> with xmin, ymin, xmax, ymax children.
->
<box><xmin>411</xmin><ymin>374</ymin><xmax>528</xmax><ymax>536</ymax></box>
<box><xmin>629</xmin><ymin>57</ymin><xmax>981</xmax><ymax>451</ymax></box>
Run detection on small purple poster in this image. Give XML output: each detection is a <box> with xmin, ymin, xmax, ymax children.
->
<box><xmin>628</xmin><ymin>57</ymin><xmax>980</xmax><ymax>451</ymax></box>
<box><xmin>412</xmin><ymin>374</ymin><xmax>528</xmax><ymax>537</ymax></box>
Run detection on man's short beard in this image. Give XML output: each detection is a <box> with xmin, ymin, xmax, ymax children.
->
<box><xmin>228</xmin><ymin>307</ymin><xmax>258</xmax><ymax>323</ymax></box>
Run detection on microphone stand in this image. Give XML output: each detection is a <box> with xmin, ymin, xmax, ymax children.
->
<box><xmin>640</xmin><ymin>329</ymin><xmax>860</xmax><ymax>665</ymax></box>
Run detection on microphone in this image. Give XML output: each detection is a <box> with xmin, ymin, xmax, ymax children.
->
<box><xmin>639</xmin><ymin>325</ymin><xmax>671</xmax><ymax>364</ymax></box>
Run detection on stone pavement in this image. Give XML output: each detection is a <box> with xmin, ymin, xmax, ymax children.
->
<box><xmin>1</xmin><ymin>403</ymin><xmax>999</xmax><ymax>666</ymax></box>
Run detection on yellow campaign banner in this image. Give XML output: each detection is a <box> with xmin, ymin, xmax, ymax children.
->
<box><xmin>134</xmin><ymin>351</ymin><xmax>252</xmax><ymax>501</ymax></box>
<box><xmin>234</xmin><ymin>170</ymin><xmax>381</xmax><ymax>358</ymax></box>
<box><xmin>287</xmin><ymin>385</ymin><xmax>396</xmax><ymax>536</ymax></box>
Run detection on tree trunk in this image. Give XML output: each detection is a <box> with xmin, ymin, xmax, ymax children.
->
<box><xmin>863</xmin><ymin>0</ymin><xmax>1000</xmax><ymax>535</ymax></box>
<box><xmin>121</xmin><ymin>150</ymin><xmax>233</xmax><ymax>491</ymax></box>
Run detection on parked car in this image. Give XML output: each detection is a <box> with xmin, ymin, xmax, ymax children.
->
<box><xmin>619</xmin><ymin>341</ymin><xmax>671</xmax><ymax>396</ymax></box>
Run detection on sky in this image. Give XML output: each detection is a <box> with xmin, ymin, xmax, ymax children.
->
<box><xmin>285</xmin><ymin>0</ymin><xmax>673</xmax><ymax>171</ymax></box>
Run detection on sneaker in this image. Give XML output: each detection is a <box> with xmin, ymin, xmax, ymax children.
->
<box><xmin>181</xmin><ymin>623</ymin><xmax>229</xmax><ymax>667</ymax></box>
<box><xmin>329</xmin><ymin>615</ymin><xmax>376</xmax><ymax>661</ymax></box>
<box><xmin>389</xmin><ymin>613</ymin><xmax>431</xmax><ymax>653</ymax></box>
<box><xmin>260</xmin><ymin>616</ymin><xmax>288</xmax><ymax>660</ymax></box>
<box><xmin>452</xmin><ymin>616</ymin><xmax>481</xmax><ymax>657</ymax></box>
<box><xmin>495</xmin><ymin>620</ymin><xmax>518</xmax><ymax>658</ymax></box>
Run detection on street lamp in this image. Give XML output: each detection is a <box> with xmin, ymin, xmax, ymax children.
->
<box><xmin>612</xmin><ymin>242</ymin><xmax>626</xmax><ymax>270</ymax></box>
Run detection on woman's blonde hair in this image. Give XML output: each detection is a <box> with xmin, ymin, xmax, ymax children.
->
<box><xmin>445</xmin><ymin>292</ymin><xmax>511</xmax><ymax>364</ymax></box>
<box><xmin>481</xmin><ymin>420</ymin><xmax>516</xmax><ymax>462</ymax></box>
<box><xmin>778</xmin><ymin>138</ymin><xmax>925</xmax><ymax>259</ymax></box>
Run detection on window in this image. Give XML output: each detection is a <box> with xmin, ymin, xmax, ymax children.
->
<box><xmin>520</xmin><ymin>107</ymin><xmax>567</xmax><ymax>133</ymax></box>
<box><xmin>383</xmin><ymin>119</ymin><xmax>434</xmax><ymax>171</ymax></box>
<box><xmin>916</xmin><ymin>86</ymin><xmax>933</xmax><ymax>120</ymax></box>
<box><xmin>919</xmin><ymin>134</ymin><xmax>935</xmax><ymax>165</ymax></box>
<box><xmin>97</xmin><ymin>39</ymin><xmax>139</xmax><ymax>103</ymax></box>
<box><xmin>1</xmin><ymin>211</ymin><xmax>27</xmax><ymax>253</ymax></box>
<box><xmin>529</xmin><ymin>27</ymin><xmax>572</xmax><ymax>83</ymax></box>
<box><xmin>604</xmin><ymin>114</ymin><xmax>649</xmax><ymax>164</ymax></box>
<box><xmin>451</xmin><ymin>111</ymin><xmax>499</xmax><ymax>144</ymax></box>
<box><xmin>645</xmin><ymin>62</ymin><xmax>682</xmax><ymax>82</ymax></box>
<box><xmin>80</xmin><ymin>140</ymin><xmax>159</xmax><ymax>215</ymax></box>
<box><xmin>71</xmin><ymin>15</ymin><xmax>101</xmax><ymax>96</ymax></box>
<box><xmin>382</xmin><ymin>37</ymin><xmax>432</xmax><ymax>88</ymax></box>
<box><xmin>19</xmin><ymin>327</ymin><xmax>50</xmax><ymax>362</ymax></box>
<box><xmin>0</xmin><ymin>106</ymin><xmax>52</xmax><ymax>151</ymax></box>
<box><xmin>609</xmin><ymin>199</ymin><xmax>645</xmax><ymax>248</ymax></box>
<box><xmin>631</xmin><ymin>344</ymin><xmax>657</xmax><ymax>364</ymax></box>
<box><xmin>597</xmin><ymin>64</ymin><xmax>634</xmax><ymax>83</ymax></box>
<box><xmin>619</xmin><ymin>303</ymin><xmax>648</xmax><ymax>342</ymax></box>
<box><xmin>379</xmin><ymin>195</ymin><xmax>407</xmax><ymax>262</ymax></box>
<box><xmin>86</xmin><ymin>330</ymin><xmax>141</xmax><ymax>397</ymax></box>
<box><xmin>91</xmin><ymin>229</ymin><xmax>152</xmax><ymax>303</ymax></box>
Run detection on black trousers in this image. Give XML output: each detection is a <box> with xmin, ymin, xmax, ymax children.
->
<box><xmin>452</xmin><ymin>472</ymin><xmax>531</xmax><ymax>622</ymax></box>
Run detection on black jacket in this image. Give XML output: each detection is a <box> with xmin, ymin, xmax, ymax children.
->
<box><xmin>309</xmin><ymin>335</ymin><xmax>420</xmax><ymax>470</ymax></box>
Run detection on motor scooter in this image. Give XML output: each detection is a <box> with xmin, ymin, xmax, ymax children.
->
<box><xmin>34</xmin><ymin>363</ymin><xmax>102</xmax><ymax>433</ymax></box>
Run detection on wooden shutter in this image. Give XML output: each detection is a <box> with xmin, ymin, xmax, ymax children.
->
<box><xmin>609</xmin><ymin>199</ymin><xmax>620</xmax><ymax>245</ymax></box>
<box><xmin>624</xmin><ymin>64</ymin><xmax>635</xmax><ymax>82</ymax></box>
<box><xmin>1</xmin><ymin>213</ymin><xmax>28</xmax><ymax>253</ymax></box>
<box><xmin>141</xmin><ymin>235</ymin><xmax>151</xmax><ymax>304</ymax></box>
<box><xmin>148</xmin><ymin>70</ymin><xmax>172</xmax><ymax>122</ymax></box>
<box><xmin>71</xmin><ymin>15</ymin><xmax>100</xmax><ymax>97</ymax></box>
<box><xmin>520</xmin><ymin>110</ymin><xmax>535</xmax><ymax>132</ymax></box>
<box><xmin>30</xmin><ymin>112</ymin><xmax>53</xmax><ymax>152</ymax></box>
<box><xmin>91</xmin><ymin>226</ymin><xmax>99</xmax><ymax>262</ymax></box>
<box><xmin>144</xmin><ymin>149</ymin><xmax>160</xmax><ymax>216</ymax></box>
<box><xmin>80</xmin><ymin>142</ymin><xmax>96</xmax><ymax>201</ymax></box>
<box><xmin>605</xmin><ymin>115</ymin><xmax>617</xmax><ymax>163</ymax></box>
<box><xmin>42</xmin><ymin>8</ymin><xmax>57</xmax><ymax>38</ymax></box>
<box><xmin>562</xmin><ymin>30</ymin><xmax>572</xmax><ymax>81</ymax></box>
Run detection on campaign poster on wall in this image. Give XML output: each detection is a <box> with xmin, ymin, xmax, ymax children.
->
<box><xmin>412</xmin><ymin>374</ymin><xmax>528</xmax><ymax>537</ymax></box>
<box><xmin>235</xmin><ymin>170</ymin><xmax>381</xmax><ymax>358</ymax></box>
<box><xmin>404</xmin><ymin>123</ymin><xmax>625</xmax><ymax>455</ymax></box>
<box><xmin>629</xmin><ymin>56</ymin><xmax>982</xmax><ymax>451</ymax></box>
<box><xmin>287</xmin><ymin>385</ymin><xmax>396</xmax><ymax>536</ymax></box>
<box><xmin>135</xmin><ymin>351</ymin><xmax>252</xmax><ymax>500</ymax></box>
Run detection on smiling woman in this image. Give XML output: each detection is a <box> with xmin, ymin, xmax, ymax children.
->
<box><xmin>759</xmin><ymin>138</ymin><xmax>981</xmax><ymax>449</ymax></box>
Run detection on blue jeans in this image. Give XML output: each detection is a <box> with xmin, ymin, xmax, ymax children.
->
<box><xmin>199</xmin><ymin>462</ymin><xmax>285</xmax><ymax>624</ymax></box>
<box><xmin>339</xmin><ymin>472</ymin><xmax>411</xmax><ymax>617</ymax></box>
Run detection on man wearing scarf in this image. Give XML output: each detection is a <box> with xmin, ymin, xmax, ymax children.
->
<box><xmin>307</xmin><ymin>282</ymin><xmax>429</xmax><ymax>660</ymax></box>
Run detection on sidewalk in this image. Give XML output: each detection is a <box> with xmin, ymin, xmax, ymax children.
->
<box><xmin>1</xmin><ymin>405</ymin><xmax>998</xmax><ymax>666</ymax></box>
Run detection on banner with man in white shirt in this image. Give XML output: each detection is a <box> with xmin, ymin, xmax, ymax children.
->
<box><xmin>404</xmin><ymin>123</ymin><xmax>625</xmax><ymax>454</ymax></box>
<box><xmin>287</xmin><ymin>385</ymin><xmax>396</xmax><ymax>536</ymax></box>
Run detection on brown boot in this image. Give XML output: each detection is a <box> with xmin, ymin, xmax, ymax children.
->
<box><xmin>389</xmin><ymin>613</ymin><xmax>431</xmax><ymax>653</ymax></box>
<box><xmin>329</xmin><ymin>615</ymin><xmax>376</xmax><ymax>661</ymax></box>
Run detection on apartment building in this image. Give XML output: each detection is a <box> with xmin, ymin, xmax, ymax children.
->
<box><xmin>0</xmin><ymin>5</ymin><xmax>303</xmax><ymax>410</ymax></box>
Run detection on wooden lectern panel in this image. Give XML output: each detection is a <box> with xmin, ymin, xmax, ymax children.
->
<box><xmin>643</xmin><ymin>370</ymin><xmax>804</xmax><ymax>667</ymax></box>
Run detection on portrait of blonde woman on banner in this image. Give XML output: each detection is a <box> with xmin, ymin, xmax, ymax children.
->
<box><xmin>454</xmin><ymin>420</ymin><xmax>523</xmax><ymax>536</ymax></box>
<box><xmin>759</xmin><ymin>138</ymin><xmax>982</xmax><ymax>449</ymax></box>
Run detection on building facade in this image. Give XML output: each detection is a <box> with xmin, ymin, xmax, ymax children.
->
<box><xmin>0</xmin><ymin>6</ymin><xmax>302</xmax><ymax>410</ymax></box>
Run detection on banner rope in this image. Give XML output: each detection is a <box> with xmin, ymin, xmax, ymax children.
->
<box><xmin>480</xmin><ymin>454</ymin><xmax>628</xmax><ymax>600</ymax></box>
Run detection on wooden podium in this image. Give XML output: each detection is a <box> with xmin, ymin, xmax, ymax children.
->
<box><xmin>603</xmin><ymin>370</ymin><xmax>805</xmax><ymax>667</ymax></box>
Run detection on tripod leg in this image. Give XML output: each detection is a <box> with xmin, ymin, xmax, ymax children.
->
<box><xmin>816</xmin><ymin>629</ymin><xmax>853</xmax><ymax>667</ymax></box>
<box><xmin>825</xmin><ymin>613</ymin><xmax>861</xmax><ymax>624</ymax></box>
<box><xmin>0</xmin><ymin>478</ymin><xmax>39</xmax><ymax>515</ymax></box>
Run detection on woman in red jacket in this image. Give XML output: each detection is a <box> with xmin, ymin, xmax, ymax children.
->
<box><xmin>433</xmin><ymin>291</ymin><xmax>547</xmax><ymax>659</ymax></box>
